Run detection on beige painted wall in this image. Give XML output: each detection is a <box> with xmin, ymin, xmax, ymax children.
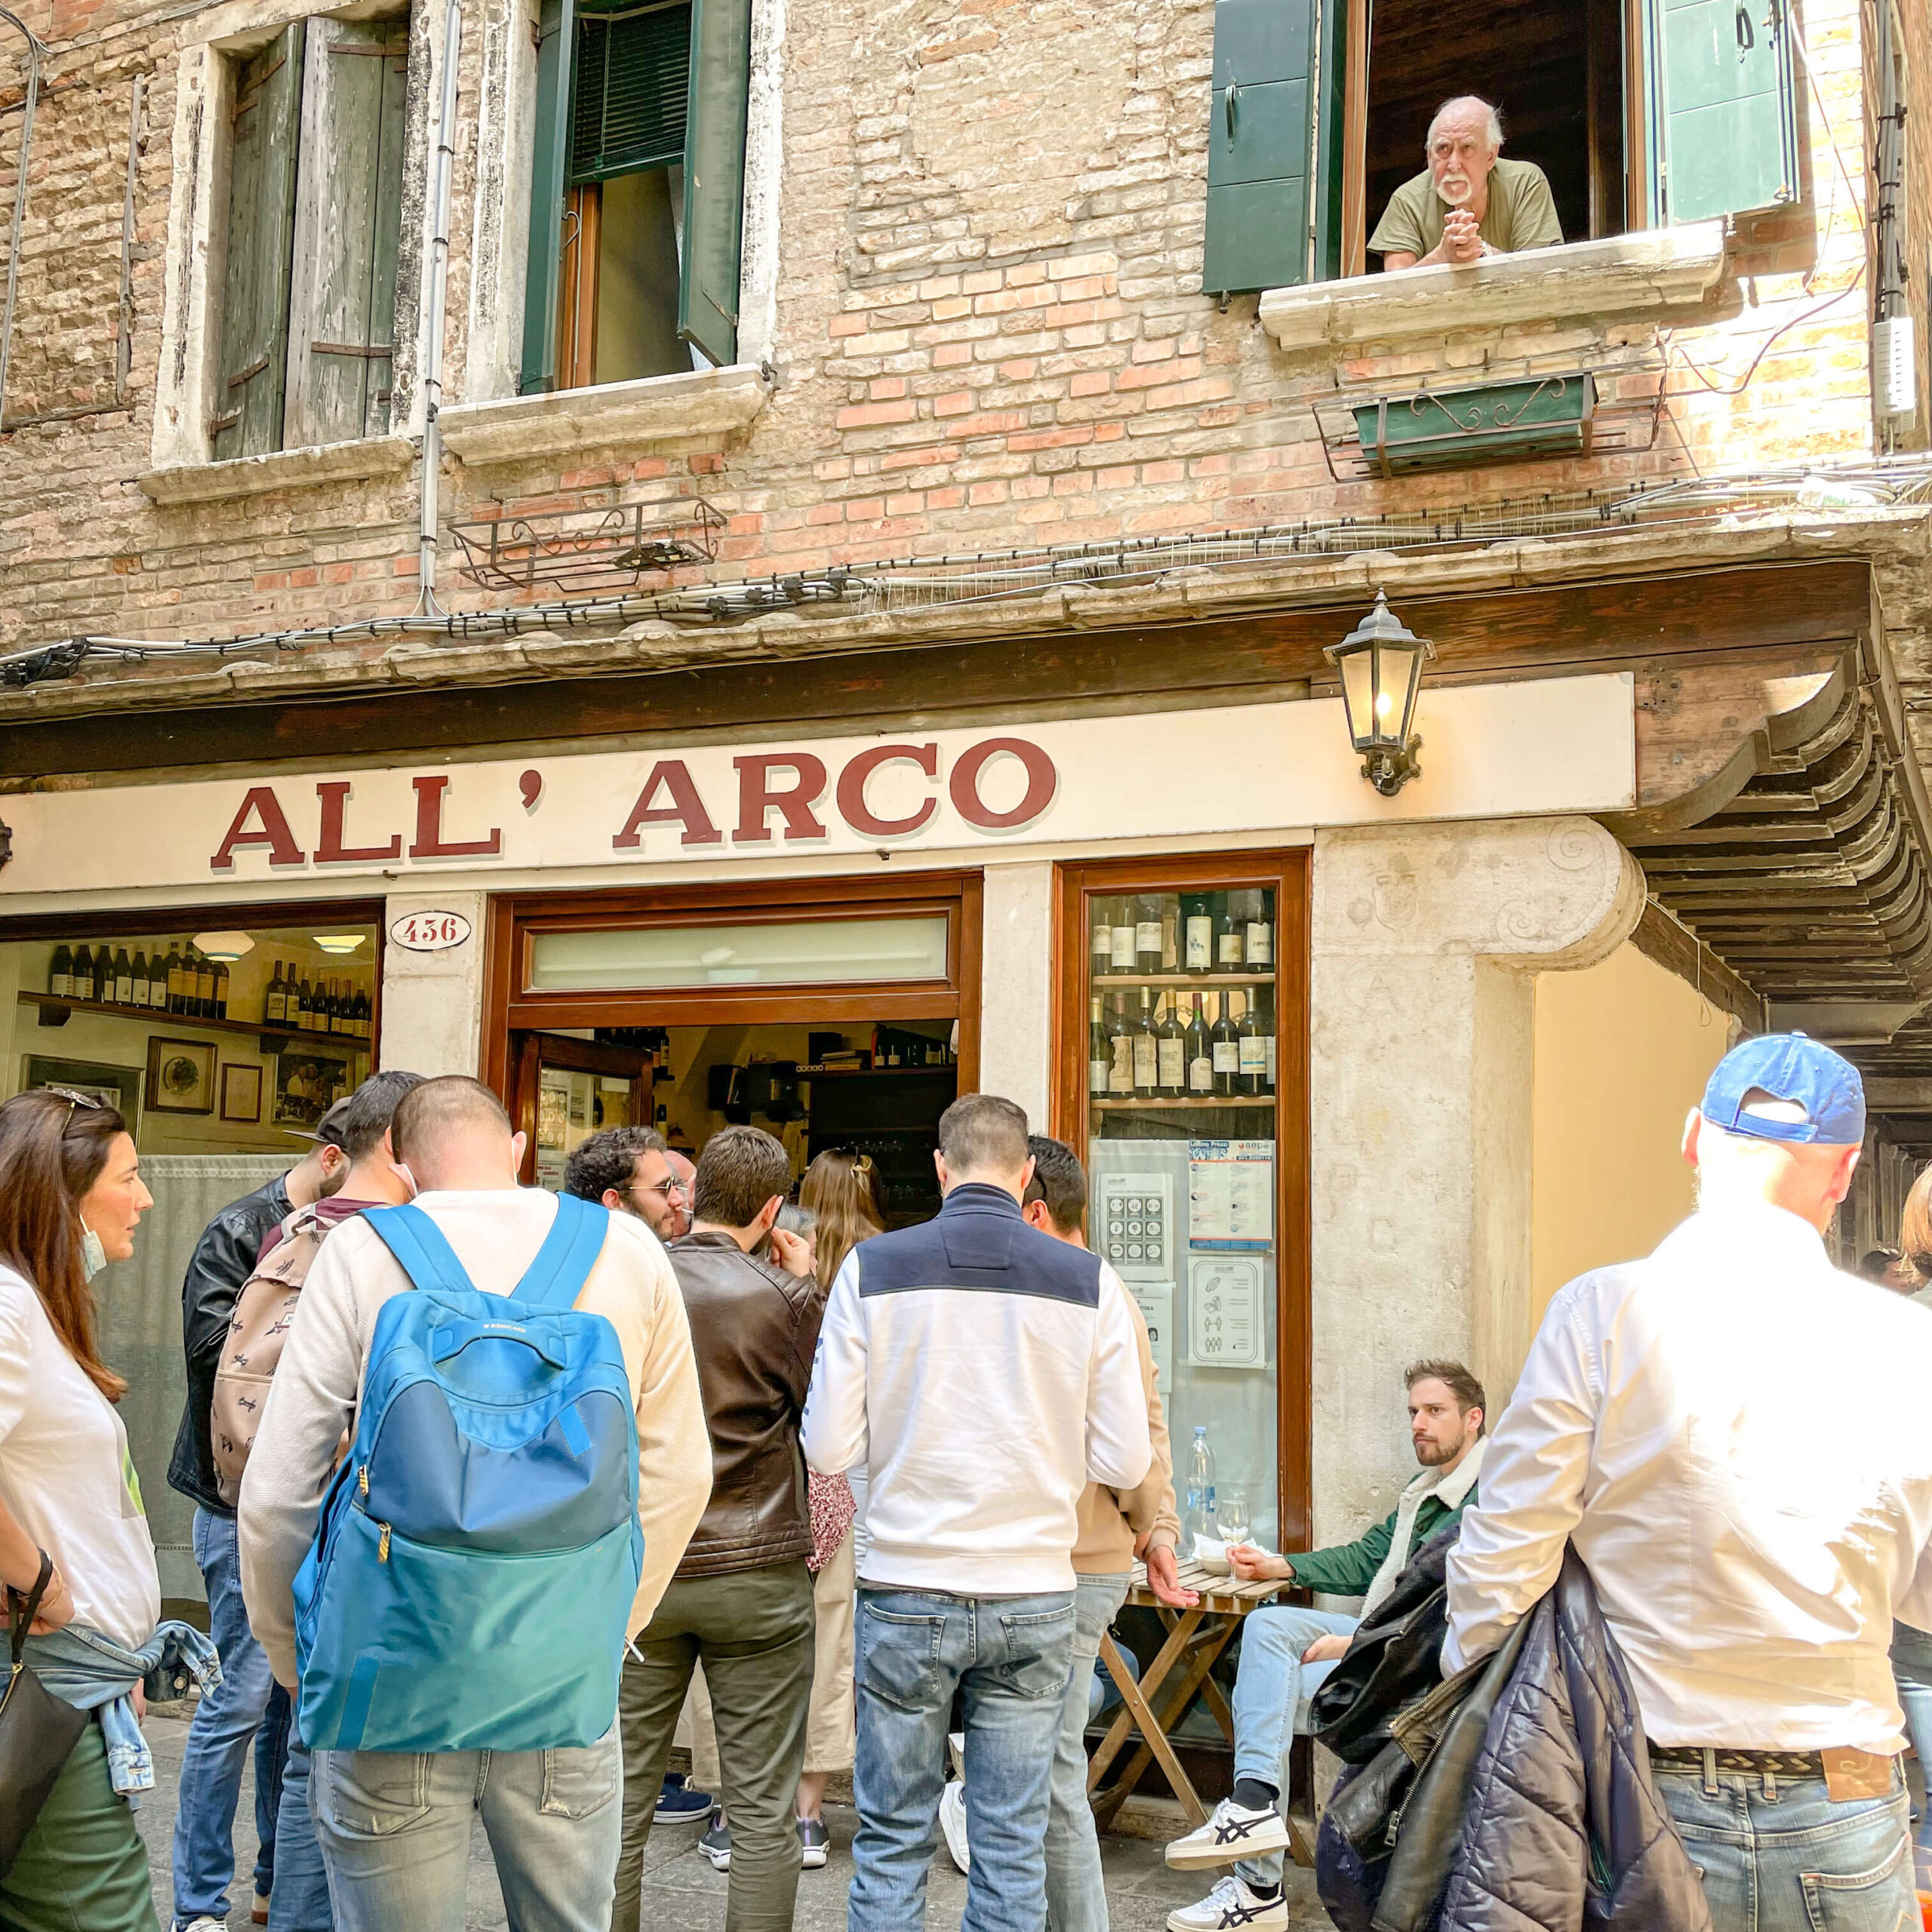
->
<box><xmin>1530</xmin><ymin>940</ymin><xmax>1731</xmax><ymax>1324</ymax></box>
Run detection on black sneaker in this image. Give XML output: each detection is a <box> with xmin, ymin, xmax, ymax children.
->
<box><xmin>797</xmin><ymin>1816</ymin><xmax>830</xmax><ymax>1869</ymax></box>
<box><xmin>657</xmin><ymin>1774</ymin><xmax>715</xmax><ymax>1821</ymax></box>
<box><xmin>700</xmin><ymin>1809</ymin><xmax>732</xmax><ymax>1872</ymax></box>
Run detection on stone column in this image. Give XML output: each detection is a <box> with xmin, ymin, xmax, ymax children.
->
<box><xmin>1309</xmin><ymin>816</ymin><xmax>1641</xmax><ymax>1543</ymax></box>
<box><xmin>977</xmin><ymin>860</ymin><xmax>1056</xmax><ymax>1127</ymax></box>
<box><xmin>378</xmin><ymin>891</ymin><xmax>490</xmax><ymax>1077</ymax></box>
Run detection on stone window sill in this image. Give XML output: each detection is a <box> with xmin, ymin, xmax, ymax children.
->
<box><xmin>437</xmin><ymin>362</ymin><xmax>772</xmax><ymax>466</ymax></box>
<box><xmin>1257</xmin><ymin>222</ymin><xmax>1729</xmax><ymax>352</ymax></box>
<box><xmin>138</xmin><ymin>434</ymin><xmax>416</xmax><ymax>506</ymax></box>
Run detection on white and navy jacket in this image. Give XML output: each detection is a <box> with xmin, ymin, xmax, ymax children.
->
<box><xmin>802</xmin><ymin>1182</ymin><xmax>1153</xmax><ymax>1596</ymax></box>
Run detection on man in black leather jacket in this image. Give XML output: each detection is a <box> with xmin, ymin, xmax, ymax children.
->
<box><xmin>162</xmin><ymin>1098</ymin><xmax>347</xmax><ymax>1932</ymax></box>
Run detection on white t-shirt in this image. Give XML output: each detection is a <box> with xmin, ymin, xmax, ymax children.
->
<box><xmin>0</xmin><ymin>1263</ymin><xmax>159</xmax><ymax>1649</ymax></box>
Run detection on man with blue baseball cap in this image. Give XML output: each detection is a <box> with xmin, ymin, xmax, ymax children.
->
<box><xmin>1444</xmin><ymin>1033</ymin><xmax>1932</xmax><ymax>1932</ymax></box>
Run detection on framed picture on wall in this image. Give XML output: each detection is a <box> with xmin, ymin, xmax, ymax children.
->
<box><xmin>146</xmin><ymin>1037</ymin><xmax>217</xmax><ymax>1115</ymax></box>
<box><xmin>22</xmin><ymin>1056</ymin><xmax>142</xmax><ymax>1132</ymax></box>
<box><xmin>271</xmin><ymin>1049</ymin><xmax>354</xmax><ymax>1130</ymax></box>
<box><xmin>220</xmin><ymin>1063</ymin><xmax>263</xmax><ymax>1124</ymax></box>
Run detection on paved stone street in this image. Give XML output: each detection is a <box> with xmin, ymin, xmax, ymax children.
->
<box><xmin>138</xmin><ymin>1705</ymin><xmax>1328</xmax><ymax>1930</ymax></box>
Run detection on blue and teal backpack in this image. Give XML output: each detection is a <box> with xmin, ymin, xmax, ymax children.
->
<box><xmin>291</xmin><ymin>1192</ymin><xmax>643</xmax><ymax>1752</ymax></box>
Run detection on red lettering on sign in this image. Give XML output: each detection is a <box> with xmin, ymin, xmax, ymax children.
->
<box><xmin>210</xmin><ymin>787</ymin><xmax>306</xmax><ymax>872</ymax></box>
<box><xmin>949</xmin><ymin>738</ymin><xmax>1058</xmax><ymax>831</ymax></box>
<box><xmin>408</xmin><ymin>776</ymin><xmax>503</xmax><ymax>860</ymax></box>
<box><xmin>835</xmin><ymin>744</ymin><xmax>941</xmax><ymax>838</ymax></box>
<box><xmin>314</xmin><ymin>782</ymin><xmax>403</xmax><ymax>864</ymax></box>
<box><xmin>612</xmin><ymin>761</ymin><xmax>724</xmax><ymax>849</ymax></box>
<box><xmin>734</xmin><ymin>753</ymin><xmax>829</xmax><ymax>844</ymax></box>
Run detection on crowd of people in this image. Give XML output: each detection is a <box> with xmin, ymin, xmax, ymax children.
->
<box><xmin>0</xmin><ymin>1032</ymin><xmax>1930</xmax><ymax>1932</ymax></box>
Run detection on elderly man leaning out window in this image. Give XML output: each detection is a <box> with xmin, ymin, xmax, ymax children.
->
<box><xmin>1370</xmin><ymin>94</ymin><xmax>1562</xmax><ymax>270</ymax></box>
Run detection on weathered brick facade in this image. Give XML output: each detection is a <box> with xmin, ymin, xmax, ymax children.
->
<box><xmin>0</xmin><ymin>0</ymin><xmax>1920</xmax><ymax>666</ymax></box>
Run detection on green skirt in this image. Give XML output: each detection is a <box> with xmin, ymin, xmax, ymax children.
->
<box><xmin>0</xmin><ymin>1716</ymin><xmax>158</xmax><ymax>1932</ymax></box>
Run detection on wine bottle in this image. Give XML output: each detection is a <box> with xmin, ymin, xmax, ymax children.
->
<box><xmin>1215</xmin><ymin>894</ymin><xmax>1244</xmax><ymax>974</ymax></box>
<box><xmin>1134</xmin><ymin>895</ymin><xmax>1162</xmax><ymax>976</ymax></box>
<box><xmin>1185</xmin><ymin>992</ymin><xmax>1214</xmax><ymax>1094</ymax></box>
<box><xmin>297</xmin><ymin>973</ymin><xmax>314</xmax><ymax>1030</ymax></box>
<box><xmin>1088</xmin><ymin>995</ymin><xmax>1109</xmax><ymax>1098</ymax></box>
<box><xmin>1089</xmin><ymin>900</ymin><xmax>1112</xmax><ymax>981</ymax></box>
<box><xmin>147</xmin><ymin>949</ymin><xmax>168</xmax><ymax>1008</ymax></box>
<box><xmin>1132</xmin><ymin>986</ymin><xmax>1160</xmax><ymax>1097</ymax></box>
<box><xmin>131</xmin><ymin>949</ymin><xmax>149</xmax><ymax>1009</ymax></box>
<box><xmin>48</xmin><ymin>943</ymin><xmax>72</xmax><ymax>999</ymax></box>
<box><xmin>1253</xmin><ymin>985</ymin><xmax>1276</xmax><ymax>1094</ymax></box>
<box><xmin>329</xmin><ymin>980</ymin><xmax>343</xmax><ymax>1034</ymax></box>
<box><xmin>1246</xmin><ymin>891</ymin><xmax>1273</xmax><ymax>971</ymax></box>
<box><xmin>71</xmin><ymin>944</ymin><xmax>92</xmax><ymax>1001</ymax></box>
<box><xmin>1106</xmin><ymin>994</ymin><xmax>1134</xmax><ymax>1097</ymax></box>
<box><xmin>214</xmin><ymin>961</ymin><xmax>230</xmax><ymax>1021</ymax></box>
<box><xmin>113</xmin><ymin>946</ymin><xmax>134</xmax><ymax>1006</ymax></box>
<box><xmin>1211</xmin><ymin>992</ymin><xmax>1241</xmax><ymax>1097</ymax></box>
<box><xmin>193</xmin><ymin>949</ymin><xmax>215</xmax><ymax>1020</ymax></box>
<box><xmin>1183</xmin><ymin>894</ymin><xmax>1212</xmax><ymax>974</ymax></box>
<box><xmin>355</xmin><ymin>982</ymin><xmax>372</xmax><ymax>1039</ymax></box>
<box><xmin>1157</xmin><ymin>991</ymin><xmax>1187</xmax><ymax>1097</ymax></box>
<box><xmin>165</xmin><ymin>943</ymin><xmax>185</xmax><ymax>1015</ymax></box>
<box><xmin>266</xmin><ymin>962</ymin><xmax>286</xmax><ymax>1027</ymax></box>
<box><xmin>1238</xmin><ymin>988</ymin><xmax>1268</xmax><ymax>1097</ymax></box>
<box><xmin>1109</xmin><ymin>900</ymin><xmax>1136</xmax><ymax>975</ymax></box>
<box><xmin>92</xmin><ymin>945</ymin><xmax>111</xmax><ymax>1003</ymax></box>
<box><xmin>1161</xmin><ymin>895</ymin><xmax>1180</xmax><ymax>971</ymax></box>
<box><xmin>179</xmin><ymin>945</ymin><xmax>198</xmax><ymax>1017</ymax></box>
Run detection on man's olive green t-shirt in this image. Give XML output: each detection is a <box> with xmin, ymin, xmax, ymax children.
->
<box><xmin>1367</xmin><ymin>157</ymin><xmax>1563</xmax><ymax>262</ymax></box>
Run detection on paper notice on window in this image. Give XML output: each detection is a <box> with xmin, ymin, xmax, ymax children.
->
<box><xmin>1128</xmin><ymin>1278</ymin><xmax>1174</xmax><ymax>1394</ymax></box>
<box><xmin>1187</xmin><ymin>1254</ymin><xmax>1266</xmax><ymax>1368</ymax></box>
<box><xmin>1186</xmin><ymin>1141</ymin><xmax>1274</xmax><ymax>1250</ymax></box>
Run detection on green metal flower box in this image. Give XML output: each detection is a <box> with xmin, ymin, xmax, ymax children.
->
<box><xmin>1352</xmin><ymin>373</ymin><xmax>1595</xmax><ymax>477</ymax></box>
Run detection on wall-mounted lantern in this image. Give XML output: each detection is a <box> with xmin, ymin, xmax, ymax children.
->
<box><xmin>1324</xmin><ymin>589</ymin><xmax>1433</xmax><ymax>796</ymax></box>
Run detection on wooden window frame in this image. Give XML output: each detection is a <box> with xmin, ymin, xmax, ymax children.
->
<box><xmin>1049</xmin><ymin>850</ymin><xmax>1312</xmax><ymax>1553</ymax></box>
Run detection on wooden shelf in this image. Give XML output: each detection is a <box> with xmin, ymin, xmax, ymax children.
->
<box><xmin>18</xmin><ymin>990</ymin><xmax>371</xmax><ymax>1051</ymax></box>
<box><xmin>801</xmin><ymin>1065</ymin><xmax>957</xmax><ymax>1078</ymax></box>
<box><xmin>1092</xmin><ymin>1094</ymin><xmax>1276</xmax><ymax>1110</ymax></box>
<box><xmin>1091</xmin><ymin>974</ymin><xmax>1274</xmax><ymax>989</ymax></box>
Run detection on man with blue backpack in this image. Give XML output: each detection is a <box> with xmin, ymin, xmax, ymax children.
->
<box><xmin>238</xmin><ymin>1075</ymin><xmax>712</xmax><ymax>1932</ymax></box>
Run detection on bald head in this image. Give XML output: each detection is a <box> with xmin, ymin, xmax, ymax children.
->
<box><xmin>1682</xmin><ymin>1097</ymin><xmax>1861</xmax><ymax>1234</ymax></box>
<box><xmin>392</xmin><ymin>1076</ymin><xmax>525</xmax><ymax>1193</ymax></box>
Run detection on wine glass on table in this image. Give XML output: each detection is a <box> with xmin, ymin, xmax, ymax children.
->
<box><xmin>1215</xmin><ymin>1487</ymin><xmax>1250</xmax><ymax>1561</ymax></box>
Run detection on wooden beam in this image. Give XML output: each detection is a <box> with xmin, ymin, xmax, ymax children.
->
<box><xmin>1629</xmin><ymin>897</ymin><xmax>1768</xmax><ymax>1030</ymax></box>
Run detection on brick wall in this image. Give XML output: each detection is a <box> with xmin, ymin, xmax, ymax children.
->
<box><xmin>0</xmin><ymin>0</ymin><xmax>1890</xmax><ymax>655</ymax></box>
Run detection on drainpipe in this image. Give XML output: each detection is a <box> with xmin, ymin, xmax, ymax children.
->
<box><xmin>1872</xmin><ymin>0</ymin><xmax>1914</xmax><ymax>445</ymax></box>
<box><xmin>414</xmin><ymin>0</ymin><xmax>461</xmax><ymax>617</ymax></box>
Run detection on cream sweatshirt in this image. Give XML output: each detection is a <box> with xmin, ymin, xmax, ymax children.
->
<box><xmin>238</xmin><ymin>1188</ymin><xmax>712</xmax><ymax>1689</ymax></box>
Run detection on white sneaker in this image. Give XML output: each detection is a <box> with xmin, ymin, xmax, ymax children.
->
<box><xmin>1167</xmin><ymin>1875</ymin><xmax>1289</xmax><ymax>1930</ymax></box>
<box><xmin>947</xmin><ymin>1729</ymin><xmax>965</xmax><ymax>1779</ymax></box>
<box><xmin>937</xmin><ymin>1778</ymin><xmax>971</xmax><ymax>1873</ymax></box>
<box><xmin>1165</xmin><ymin>1797</ymin><xmax>1290</xmax><ymax>1870</ymax></box>
<box><xmin>174</xmin><ymin>1919</ymin><xmax>226</xmax><ymax>1932</ymax></box>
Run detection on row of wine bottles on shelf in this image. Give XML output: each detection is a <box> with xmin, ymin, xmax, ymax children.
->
<box><xmin>1089</xmin><ymin>890</ymin><xmax>1274</xmax><ymax>977</ymax></box>
<box><xmin>1089</xmin><ymin>986</ymin><xmax>1276</xmax><ymax>1100</ymax></box>
<box><xmin>46</xmin><ymin>943</ymin><xmax>372</xmax><ymax>1038</ymax></box>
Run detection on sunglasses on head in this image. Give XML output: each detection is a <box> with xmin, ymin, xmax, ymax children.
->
<box><xmin>44</xmin><ymin>1086</ymin><xmax>107</xmax><ymax>1131</ymax></box>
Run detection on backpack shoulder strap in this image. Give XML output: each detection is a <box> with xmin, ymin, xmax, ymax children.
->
<box><xmin>361</xmin><ymin>1203</ymin><xmax>476</xmax><ymax>1297</ymax></box>
<box><xmin>514</xmin><ymin>1193</ymin><xmax>610</xmax><ymax>1312</ymax></box>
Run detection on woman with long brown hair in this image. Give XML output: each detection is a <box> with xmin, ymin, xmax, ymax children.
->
<box><xmin>798</xmin><ymin>1148</ymin><xmax>885</xmax><ymax>1284</ymax></box>
<box><xmin>0</xmin><ymin>1088</ymin><xmax>161</xmax><ymax>1930</ymax></box>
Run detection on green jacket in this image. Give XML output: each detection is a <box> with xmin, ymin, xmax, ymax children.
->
<box><xmin>1287</xmin><ymin>1456</ymin><xmax>1481</xmax><ymax>1599</ymax></box>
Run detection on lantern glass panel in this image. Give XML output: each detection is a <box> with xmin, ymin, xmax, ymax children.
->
<box><xmin>1338</xmin><ymin>649</ymin><xmax>1378</xmax><ymax>750</ymax></box>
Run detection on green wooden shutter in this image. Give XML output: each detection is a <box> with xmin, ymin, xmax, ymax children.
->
<box><xmin>1202</xmin><ymin>0</ymin><xmax>1323</xmax><ymax>297</ymax></box>
<box><xmin>519</xmin><ymin>0</ymin><xmax>577</xmax><ymax>394</ymax></box>
<box><xmin>214</xmin><ymin>23</ymin><xmax>303</xmax><ymax>458</ymax></box>
<box><xmin>677</xmin><ymin>0</ymin><xmax>751</xmax><ymax>368</ymax></box>
<box><xmin>284</xmin><ymin>18</ymin><xmax>408</xmax><ymax>448</ymax></box>
<box><xmin>570</xmin><ymin>2</ymin><xmax>691</xmax><ymax>183</ymax></box>
<box><xmin>1646</xmin><ymin>0</ymin><xmax>1799</xmax><ymax>223</ymax></box>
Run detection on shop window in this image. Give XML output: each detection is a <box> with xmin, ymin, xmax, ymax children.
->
<box><xmin>518</xmin><ymin>0</ymin><xmax>752</xmax><ymax>394</ymax></box>
<box><xmin>1201</xmin><ymin>0</ymin><xmax>1800</xmax><ymax>294</ymax></box>
<box><xmin>213</xmin><ymin>16</ymin><xmax>410</xmax><ymax>458</ymax></box>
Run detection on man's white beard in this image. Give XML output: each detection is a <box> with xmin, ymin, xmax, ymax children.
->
<box><xmin>1436</xmin><ymin>176</ymin><xmax>1473</xmax><ymax>208</ymax></box>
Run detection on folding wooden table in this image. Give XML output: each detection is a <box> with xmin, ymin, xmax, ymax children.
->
<box><xmin>1087</xmin><ymin>1557</ymin><xmax>1286</xmax><ymax>1830</ymax></box>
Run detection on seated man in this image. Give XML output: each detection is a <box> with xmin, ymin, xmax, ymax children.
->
<box><xmin>1370</xmin><ymin>95</ymin><xmax>1561</xmax><ymax>270</ymax></box>
<box><xmin>1164</xmin><ymin>1361</ymin><xmax>1487</xmax><ymax>1932</ymax></box>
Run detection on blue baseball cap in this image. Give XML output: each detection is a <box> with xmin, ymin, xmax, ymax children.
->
<box><xmin>1699</xmin><ymin>1033</ymin><xmax>1866</xmax><ymax>1146</ymax></box>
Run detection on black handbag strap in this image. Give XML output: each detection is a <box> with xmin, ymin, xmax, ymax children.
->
<box><xmin>5</xmin><ymin>1554</ymin><xmax>52</xmax><ymax>1668</ymax></box>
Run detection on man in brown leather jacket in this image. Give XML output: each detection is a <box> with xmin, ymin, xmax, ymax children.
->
<box><xmin>611</xmin><ymin>1124</ymin><xmax>823</xmax><ymax>1932</ymax></box>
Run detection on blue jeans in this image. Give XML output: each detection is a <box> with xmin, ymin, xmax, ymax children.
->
<box><xmin>1045</xmin><ymin>1573</ymin><xmax>1130</xmax><ymax>1932</ymax></box>
<box><xmin>171</xmin><ymin>1507</ymin><xmax>281</xmax><ymax>1925</ymax></box>
<box><xmin>1891</xmin><ymin>1621</ymin><xmax>1932</xmax><ymax>1860</ymax></box>
<box><xmin>309</xmin><ymin>1728</ymin><xmax>622</xmax><ymax>1932</ymax></box>
<box><xmin>850</xmin><ymin>1586</ymin><xmax>1077</xmax><ymax>1932</ymax></box>
<box><xmin>269</xmin><ymin>1735</ymin><xmax>333</xmax><ymax>1931</ymax></box>
<box><xmin>1229</xmin><ymin>1602</ymin><xmax>1355</xmax><ymax>1890</ymax></box>
<box><xmin>1655</xmin><ymin>1758</ymin><xmax>1915</xmax><ymax>1932</ymax></box>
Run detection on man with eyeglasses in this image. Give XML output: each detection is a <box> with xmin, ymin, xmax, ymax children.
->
<box><xmin>565</xmin><ymin>1126</ymin><xmax>691</xmax><ymax>1243</ymax></box>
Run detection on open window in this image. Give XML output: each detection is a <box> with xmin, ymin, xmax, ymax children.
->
<box><xmin>1202</xmin><ymin>0</ymin><xmax>1801</xmax><ymax>294</ymax></box>
<box><xmin>214</xmin><ymin>14</ymin><xmax>409</xmax><ymax>457</ymax></box>
<box><xmin>518</xmin><ymin>0</ymin><xmax>751</xmax><ymax>394</ymax></box>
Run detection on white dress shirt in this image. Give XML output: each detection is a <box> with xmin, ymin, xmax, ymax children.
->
<box><xmin>1445</xmin><ymin>1203</ymin><xmax>1932</xmax><ymax>1752</ymax></box>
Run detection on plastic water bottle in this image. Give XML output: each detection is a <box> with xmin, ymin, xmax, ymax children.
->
<box><xmin>1183</xmin><ymin>1425</ymin><xmax>1217</xmax><ymax>1544</ymax></box>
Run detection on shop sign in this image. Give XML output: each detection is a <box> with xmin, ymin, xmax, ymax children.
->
<box><xmin>389</xmin><ymin>909</ymin><xmax>474</xmax><ymax>952</ymax></box>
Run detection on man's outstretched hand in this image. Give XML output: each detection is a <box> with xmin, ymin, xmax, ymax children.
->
<box><xmin>1140</xmin><ymin>1540</ymin><xmax>1198</xmax><ymax>1608</ymax></box>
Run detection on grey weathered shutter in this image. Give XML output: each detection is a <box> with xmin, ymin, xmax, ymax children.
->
<box><xmin>213</xmin><ymin>23</ymin><xmax>303</xmax><ymax>458</ymax></box>
<box><xmin>1202</xmin><ymin>0</ymin><xmax>1324</xmax><ymax>297</ymax></box>
<box><xmin>570</xmin><ymin>1</ymin><xmax>691</xmax><ymax>183</ymax></box>
<box><xmin>284</xmin><ymin>17</ymin><xmax>409</xmax><ymax>448</ymax></box>
<box><xmin>519</xmin><ymin>0</ymin><xmax>578</xmax><ymax>394</ymax></box>
<box><xmin>1646</xmin><ymin>0</ymin><xmax>1800</xmax><ymax>223</ymax></box>
<box><xmin>677</xmin><ymin>0</ymin><xmax>751</xmax><ymax>367</ymax></box>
